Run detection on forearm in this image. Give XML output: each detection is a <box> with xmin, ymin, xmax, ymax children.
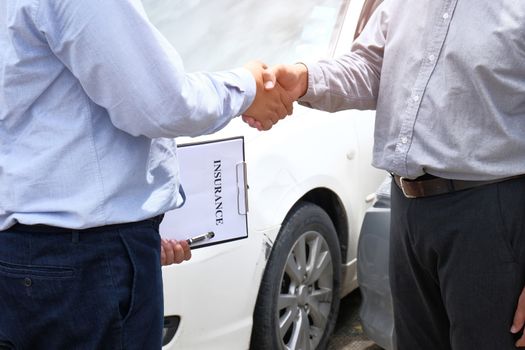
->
<box><xmin>42</xmin><ymin>0</ymin><xmax>256</xmax><ymax>139</ymax></box>
<box><xmin>107</xmin><ymin>68</ymin><xmax>255</xmax><ymax>139</ymax></box>
<box><xmin>299</xmin><ymin>51</ymin><xmax>381</xmax><ymax>112</ymax></box>
<box><xmin>299</xmin><ymin>1</ymin><xmax>387</xmax><ymax>113</ymax></box>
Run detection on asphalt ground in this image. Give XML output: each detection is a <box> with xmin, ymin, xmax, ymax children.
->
<box><xmin>327</xmin><ymin>290</ymin><xmax>384</xmax><ymax>350</ymax></box>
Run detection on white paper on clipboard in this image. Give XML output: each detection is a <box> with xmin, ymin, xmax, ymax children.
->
<box><xmin>159</xmin><ymin>137</ymin><xmax>248</xmax><ymax>248</ymax></box>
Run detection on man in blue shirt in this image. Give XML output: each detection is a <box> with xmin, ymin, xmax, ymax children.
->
<box><xmin>0</xmin><ymin>0</ymin><xmax>292</xmax><ymax>349</ymax></box>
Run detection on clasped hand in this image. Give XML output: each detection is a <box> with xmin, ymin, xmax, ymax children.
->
<box><xmin>243</xmin><ymin>62</ymin><xmax>308</xmax><ymax>130</ymax></box>
<box><xmin>160</xmin><ymin>64</ymin><xmax>308</xmax><ymax>265</ymax></box>
<box><xmin>161</xmin><ymin>238</ymin><xmax>191</xmax><ymax>266</ymax></box>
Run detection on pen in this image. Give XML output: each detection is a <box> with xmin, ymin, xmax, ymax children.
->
<box><xmin>186</xmin><ymin>231</ymin><xmax>215</xmax><ymax>246</ymax></box>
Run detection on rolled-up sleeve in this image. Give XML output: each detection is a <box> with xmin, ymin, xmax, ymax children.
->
<box><xmin>35</xmin><ymin>0</ymin><xmax>255</xmax><ymax>138</ymax></box>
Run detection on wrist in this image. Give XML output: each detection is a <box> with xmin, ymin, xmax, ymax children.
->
<box><xmin>294</xmin><ymin>63</ymin><xmax>309</xmax><ymax>98</ymax></box>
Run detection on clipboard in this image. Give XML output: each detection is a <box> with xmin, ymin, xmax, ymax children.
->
<box><xmin>159</xmin><ymin>137</ymin><xmax>248</xmax><ymax>248</ymax></box>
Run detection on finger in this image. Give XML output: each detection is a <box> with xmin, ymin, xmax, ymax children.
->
<box><xmin>262</xmin><ymin>69</ymin><xmax>276</xmax><ymax>90</ymax></box>
<box><xmin>171</xmin><ymin>240</ymin><xmax>185</xmax><ymax>264</ymax></box>
<box><xmin>273</xmin><ymin>111</ymin><xmax>283</xmax><ymax>124</ymax></box>
<box><xmin>271</xmin><ymin>64</ymin><xmax>295</xmax><ymax>88</ymax></box>
<box><xmin>272</xmin><ymin>94</ymin><xmax>288</xmax><ymax>122</ymax></box>
<box><xmin>179</xmin><ymin>240</ymin><xmax>192</xmax><ymax>261</ymax></box>
<box><xmin>277</xmin><ymin>86</ymin><xmax>294</xmax><ymax>116</ymax></box>
<box><xmin>516</xmin><ymin>331</ymin><xmax>525</xmax><ymax>348</ymax></box>
<box><xmin>242</xmin><ymin>115</ymin><xmax>254</xmax><ymax>124</ymax></box>
<box><xmin>265</xmin><ymin>108</ymin><xmax>281</xmax><ymax>125</ymax></box>
<box><xmin>260</xmin><ymin>91</ymin><xmax>285</xmax><ymax>124</ymax></box>
<box><xmin>244</xmin><ymin>114</ymin><xmax>264</xmax><ymax>130</ymax></box>
<box><xmin>269</xmin><ymin>64</ymin><xmax>286</xmax><ymax>80</ymax></box>
<box><xmin>163</xmin><ymin>239</ymin><xmax>175</xmax><ymax>265</ymax></box>
<box><xmin>259</xmin><ymin>118</ymin><xmax>273</xmax><ymax>131</ymax></box>
<box><xmin>251</xmin><ymin>120</ymin><xmax>264</xmax><ymax>131</ymax></box>
<box><xmin>250</xmin><ymin>119</ymin><xmax>264</xmax><ymax>130</ymax></box>
<box><xmin>242</xmin><ymin>115</ymin><xmax>261</xmax><ymax>129</ymax></box>
<box><xmin>255</xmin><ymin>121</ymin><xmax>264</xmax><ymax>130</ymax></box>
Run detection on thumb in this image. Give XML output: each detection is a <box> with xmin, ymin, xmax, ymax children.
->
<box><xmin>266</xmin><ymin>64</ymin><xmax>296</xmax><ymax>91</ymax></box>
<box><xmin>262</xmin><ymin>68</ymin><xmax>276</xmax><ymax>90</ymax></box>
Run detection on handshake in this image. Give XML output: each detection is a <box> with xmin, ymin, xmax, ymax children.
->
<box><xmin>242</xmin><ymin>61</ymin><xmax>310</xmax><ymax>131</ymax></box>
<box><xmin>160</xmin><ymin>61</ymin><xmax>310</xmax><ymax>267</ymax></box>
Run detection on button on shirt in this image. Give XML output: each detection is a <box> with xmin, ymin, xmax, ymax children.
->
<box><xmin>301</xmin><ymin>0</ymin><xmax>525</xmax><ymax>181</ymax></box>
<box><xmin>0</xmin><ymin>0</ymin><xmax>256</xmax><ymax>230</ymax></box>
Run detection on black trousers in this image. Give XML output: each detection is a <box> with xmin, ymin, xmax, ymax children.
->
<box><xmin>390</xmin><ymin>176</ymin><xmax>525</xmax><ymax>350</ymax></box>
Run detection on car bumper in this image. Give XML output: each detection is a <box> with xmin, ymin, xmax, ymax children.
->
<box><xmin>161</xmin><ymin>226</ymin><xmax>279</xmax><ymax>349</ymax></box>
<box><xmin>357</xmin><ymin>205</ymin><xmax>395</xmax><ymax>350</ymax></box>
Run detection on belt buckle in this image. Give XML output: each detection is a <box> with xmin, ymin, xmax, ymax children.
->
<box><xmin>399</xmin><ymin>177</ymin><xmax>416</xmax><ymax>199</ymax></box>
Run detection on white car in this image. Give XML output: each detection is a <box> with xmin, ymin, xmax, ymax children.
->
<box><xmin>141</xmin><ymin>0</ymin><xmax>386</xmax><ymax>349</ymax></box>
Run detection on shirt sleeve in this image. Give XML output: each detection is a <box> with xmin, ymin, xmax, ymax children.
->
<box><xmin>35</xmin><ymin>0</ymin><xmax>255</xmax><ymax>138</ymax></box>
<box><xmin>299</xmin><ymin>1</ymin><xmax>389</xmax><ymax>112</ymax></box>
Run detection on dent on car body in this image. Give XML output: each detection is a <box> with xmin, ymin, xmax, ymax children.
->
<box><xmin>263</xmin><ymin>235</ymin><xmax>274</xmax><ymax>261</ymax></box>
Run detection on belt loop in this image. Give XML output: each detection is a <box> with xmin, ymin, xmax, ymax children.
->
<box><xmin>71</xmin><ymin>230</ymin><xmax>80</xmax><ymax>244</ymax></box>
<box><xmin>399</xmin><ymin>177</ymin><xmax>416</xmax><ymax>199</ymax></box>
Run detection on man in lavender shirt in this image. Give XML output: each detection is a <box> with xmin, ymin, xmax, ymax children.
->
<box><xmin>260</xmin><ymin>0</ymin><xmax>525</xmax><ymax>349</ymax></box>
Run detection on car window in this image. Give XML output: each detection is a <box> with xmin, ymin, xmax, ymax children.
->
<box><xmin>142</xmin><ymin>0</ymin><xmax>349</xmax><ymax>72</ymax></box>
<box><xmin>354</xmin><ymin>0</ymin><xmax>384</xmax><ymax>39</ymax></box>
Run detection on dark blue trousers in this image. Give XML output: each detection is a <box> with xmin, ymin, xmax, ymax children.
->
<box><xmin>390</xmin><ymin>177</ymin><xmax>525</xmax><ymax>350</ymax></box>
<box><xmin>0</xmin><ymin>217</ymin><xmax>163</xmax><ymax>350</ymax></box>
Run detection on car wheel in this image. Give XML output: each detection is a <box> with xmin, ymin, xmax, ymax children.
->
<box><xmin>250</xmin><ymin>202</ymin><xmax>342</xmax><ymax>350</ymax></box>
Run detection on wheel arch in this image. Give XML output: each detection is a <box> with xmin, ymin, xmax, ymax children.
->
<box><xmin>293</xmin><ymin>188</ymin><xmax>350</xmax><ymax>263</ymax></box>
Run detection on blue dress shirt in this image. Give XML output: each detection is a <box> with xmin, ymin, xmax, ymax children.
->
<box><xmin>0</xmin><ymin>0</ymin><xmax>256</xmax><ymax>230</ymax></box>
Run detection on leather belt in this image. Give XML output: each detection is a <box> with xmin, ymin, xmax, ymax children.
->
<box><xmin>393</xmin><ymin>174</ymin><xmax>525</xmax><ymax>199</ymax></box>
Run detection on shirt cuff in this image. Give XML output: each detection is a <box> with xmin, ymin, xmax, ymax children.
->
<box><xmin>231</xmin><ymin>67</ymin><xmax>256</xmax><ymax>115</ymax></box>
<box><xmin>298</xmin><ymin>62</ymin><xmax>324</xmax><ymax>106</ymax></box>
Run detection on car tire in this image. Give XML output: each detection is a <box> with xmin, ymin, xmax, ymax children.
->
<box><xmin>250</xmin><ymin>202</ymin><xmax>342</xmax><ymax>350</ymax></box>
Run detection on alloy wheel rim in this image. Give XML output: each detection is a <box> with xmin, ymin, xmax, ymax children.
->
<box><xmin>276</xmin><ymin>230</ymin><xmax>334</xmax><ymax>350</ymax></box>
